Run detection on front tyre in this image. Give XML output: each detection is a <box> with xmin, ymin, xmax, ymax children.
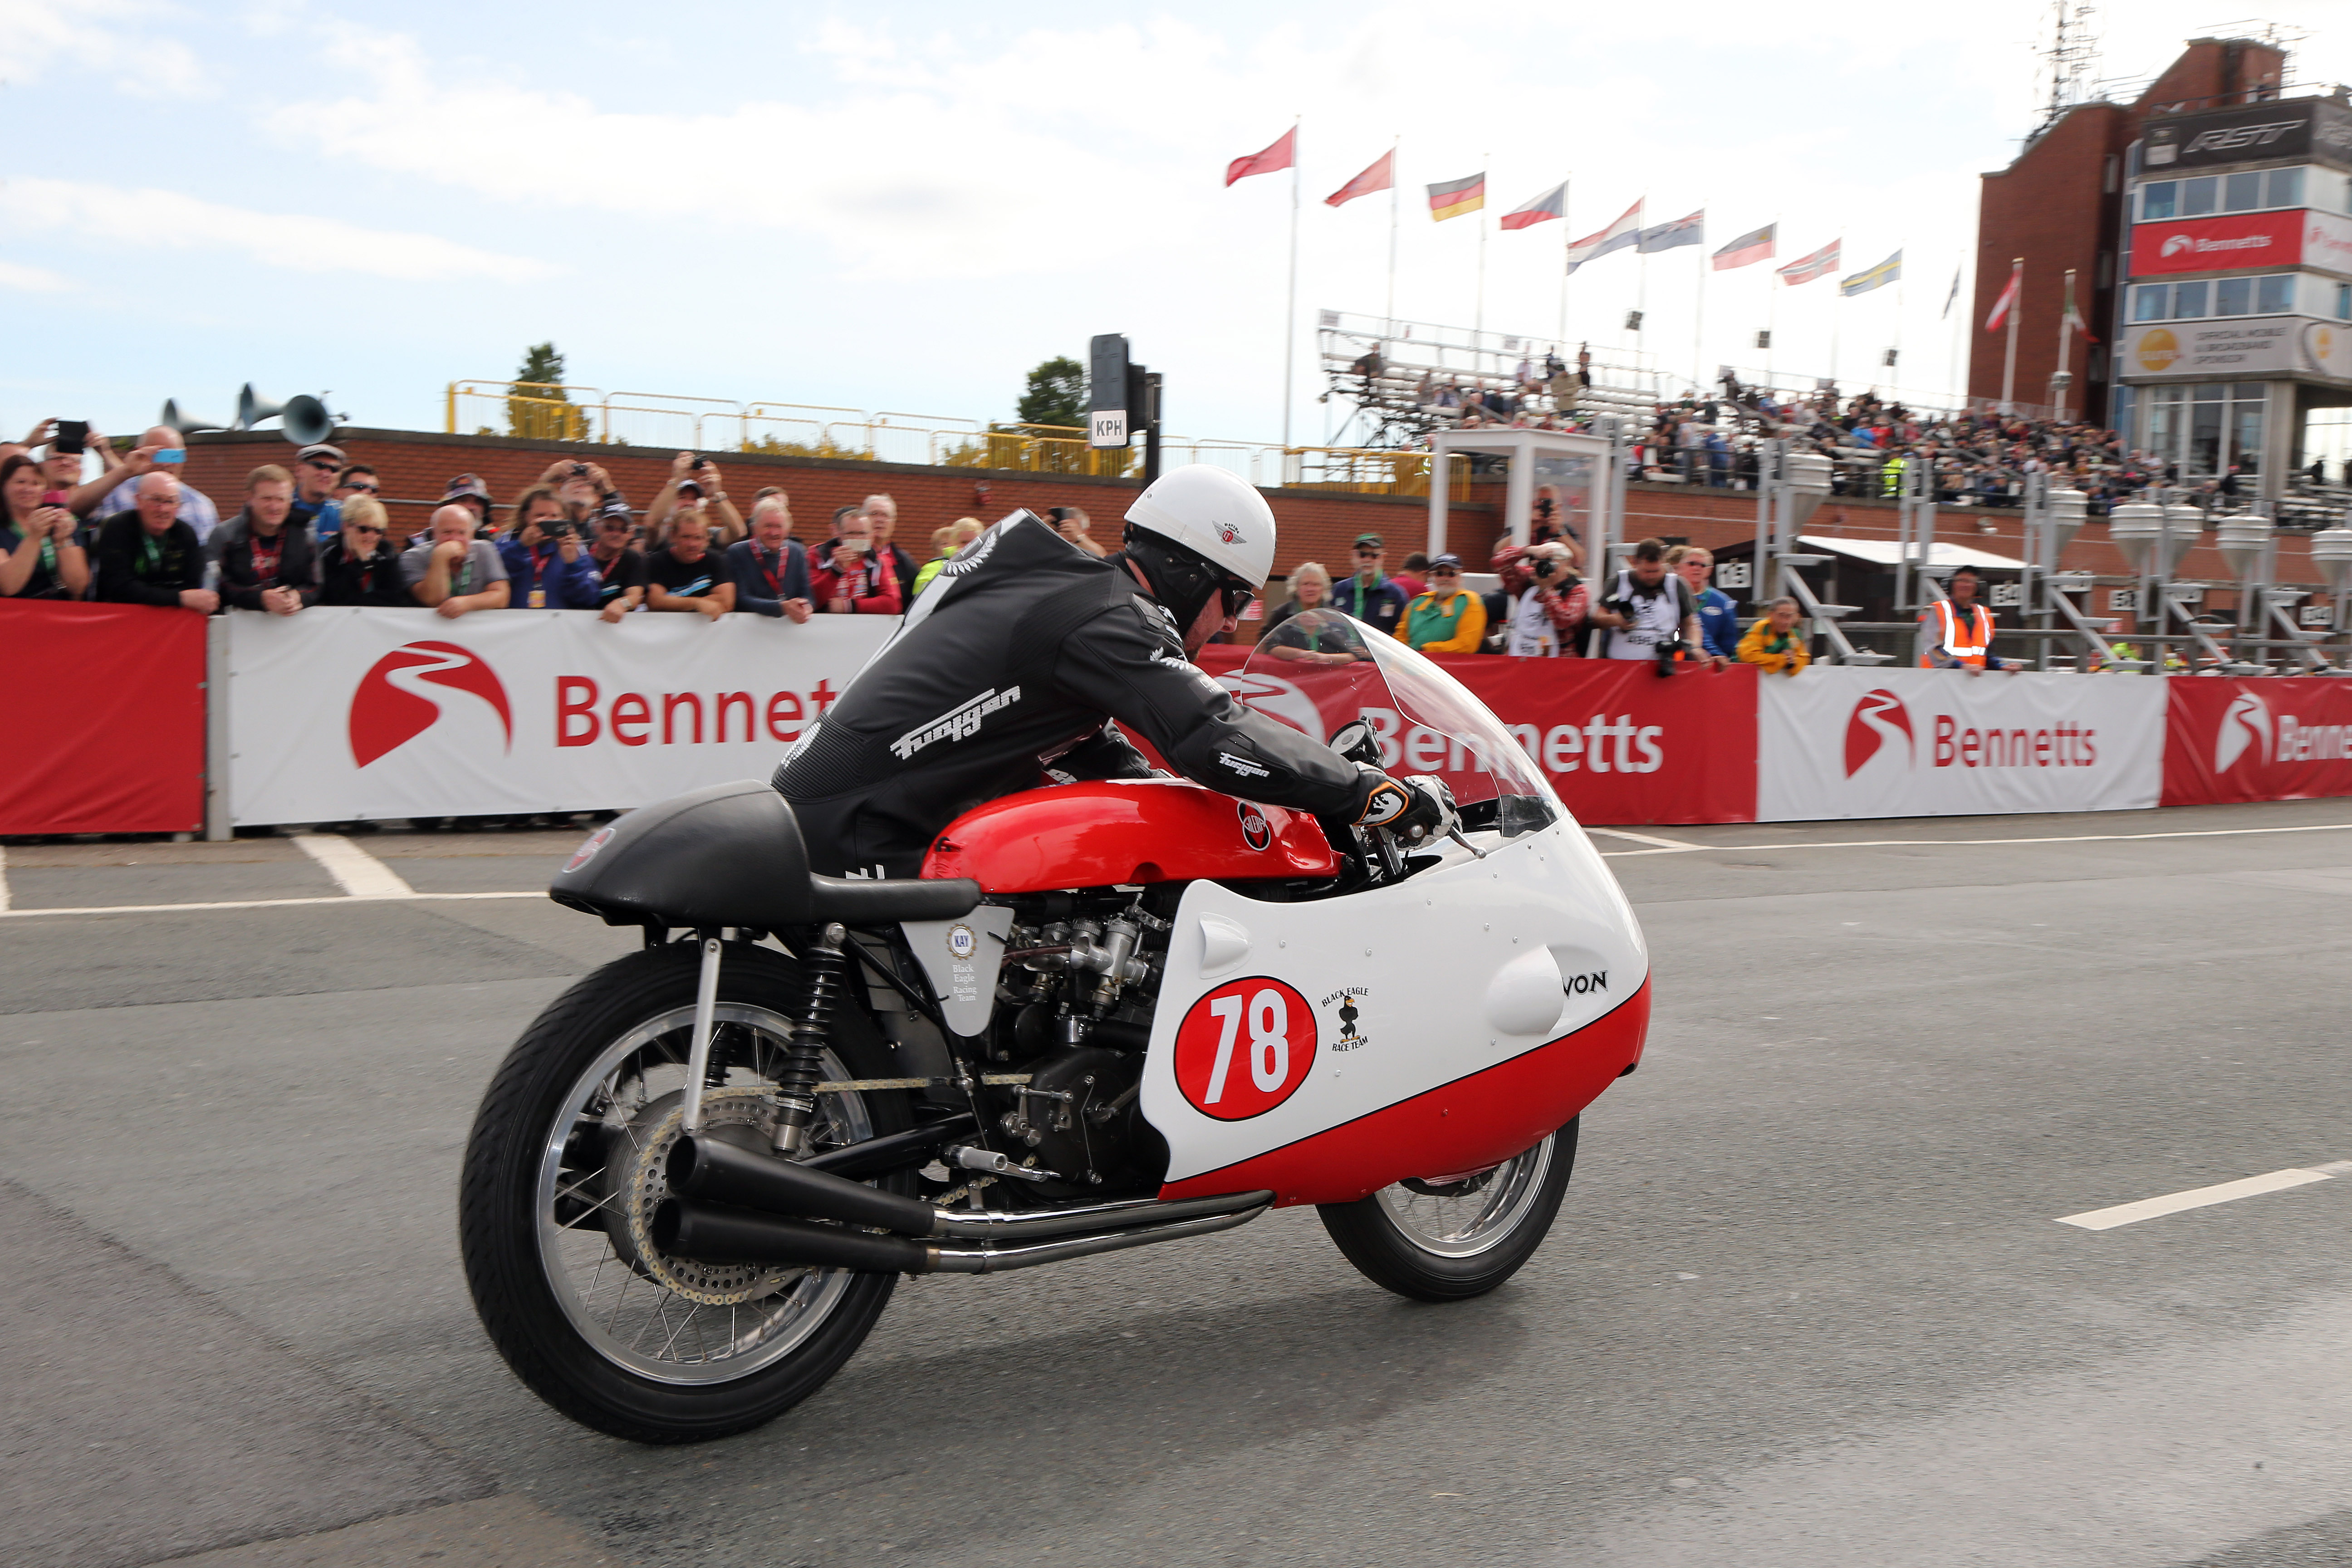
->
<box><xmin>1317</xmin><ymin>1120</ymin><xmax>1577</xmax><ymax>1302</ymax></box>
<box><xmin>459</xmin><ymin>940</ymin><xmax>914</xmax><ymax>1444</ymax></box>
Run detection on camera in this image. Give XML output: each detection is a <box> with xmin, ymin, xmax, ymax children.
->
<box><xmin>1653</xmin><ymin>637</ymin><xmax>1690</xmax><ymax>679</ymax></box>
<box><xmin>54</xmin><ymin>420</ymin><xmax>88</xmax><ymax>456</ymax></box>
<box><xmin>691</xmin><ymin>457</ymin><xmax>710</xmax><ymax>470</ymax></box>
<box><xmin>569</xmin><ymin>463</ymin><xmax>591</xmax><ymax>480</ymax></box>
<box><xmin>1531</xmin><ymin>556</ymin><xmax>1560</xmax><ymax>581</ymax></box>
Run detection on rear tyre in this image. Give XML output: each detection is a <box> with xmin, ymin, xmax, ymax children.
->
<box><xmin>460</xmin><ymin>940</ymin><xmax>916</xmax><ymax>1444</ymax></box>
<box><xmin>1317</xmin><ymin>1119</ymin><xmax>1577</xmax><ymax>1302</ymax></box>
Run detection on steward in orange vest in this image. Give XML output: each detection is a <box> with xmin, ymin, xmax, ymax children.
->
<box><xmin>1918</xmin><ymin>566</ymin><xmax>2019</xmax><ymax>673</ymax></box>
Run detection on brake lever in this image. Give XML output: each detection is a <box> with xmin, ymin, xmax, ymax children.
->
<box><xmin>1445</xmin><ymin>825</ymin><xmax>1487</xmax><ymax>860</ymax></box>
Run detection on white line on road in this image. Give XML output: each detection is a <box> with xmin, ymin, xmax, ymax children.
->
<box><xmin>0</xmin><ymin>843</ymin><xmax>9</xmax><ymax>913</ymax></box>
<box><xmin>1585</xmin><ymin>827</ymin><xmax>1704</xmax><ymax>851</ymax></box>
<box><xmin>0</xmin><ymin>891</ymin><xmax>542</xmax><ymax>920</ymax></box>
<box><xmin>2056</xmin><ymin>1160</ymin><xmax>2352</xmax><ymax>1230</ymax></box>
<box><xmin>1597</xmin><ymin>821</ymin><xmax>2352</xmax><ymax>858</ymax></box>
<box><xmin>291</xmin><ymin>833</ymin><xmax>416</xmax><ymax>899</ymax></box>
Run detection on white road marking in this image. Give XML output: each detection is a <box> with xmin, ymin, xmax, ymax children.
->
<box><xmin>2056</xmin><ymin>1161</ymin><xmax>2352</xmax><ymax>1230</ymax></box>
<box><xmin>0</xmin><ymin>843</ymin><xmax>9</xmax><ymax>913</ymax></box>
<box><xmin>1585</xmin><ymin>827</ymin><xmax>1703</xmax><ymax>851</ymax></box>
<box><xmin>1597</xmin><ymin>820</ymin><xmax>2352</xmax><ymax>858</ymax></box>
<box><xmin>291</xmin><ymin>833</ymin><xmax>416</xmax><ymax>898</ymax></box>
<box><xmin>0</xmin><ymin>891</ymin><xmax>542</xmax><ymax>920</ymax></box>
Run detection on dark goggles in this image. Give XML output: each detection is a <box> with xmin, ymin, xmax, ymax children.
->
<box><xmin>1219</xmin><ymin>581</ymin><xmax>1255</xmax><ymax>617</ymax></box>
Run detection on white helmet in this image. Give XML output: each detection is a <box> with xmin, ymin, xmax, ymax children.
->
<box><xmin>1124</xmin><ymin>464</ymin><xmax>1276</xmax><ymax>587</ymax></box>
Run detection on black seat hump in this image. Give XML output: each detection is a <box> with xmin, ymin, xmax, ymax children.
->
<box><xmin>550</xmin><ymin>781</ymin><xmax>979</xmax><ymax>931</ymax></box>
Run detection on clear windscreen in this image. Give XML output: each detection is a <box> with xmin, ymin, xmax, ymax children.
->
<box><xmin>1227</xmin><ymin>608</ymin><xmax>1558</xmax><ymax>836</ymax></box>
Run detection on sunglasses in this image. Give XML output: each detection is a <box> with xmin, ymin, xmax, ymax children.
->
<box><xmin>305</xmin><ymin>459</ymin><xmax>339</xmax><ymax>471</ymax></box>
<box><xmin>343</xmin><ymin>482</ymin><xmax>379</xmax><ymax>494</ymax></box>
<box><xmin>350</xmin><ymin>524</ymin><xmax>383</xmax><ymax>535</ymax></box>
<box><xmin>1219</xmin><ymin>583</ymin><xmax>1254</xmax><ymax>617</ymax></box>
<box><xmin>1353</xmin><ymin>548</ymin><xmax>1381</xmax><ymax>556</ymax></box>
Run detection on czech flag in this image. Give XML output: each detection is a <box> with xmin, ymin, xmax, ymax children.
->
<box><xmin>1712</xmin><ymin>223</ymin><xmax>1775</xmax><ymax>271</ymax></box>
<box><xmin>1499</xmin><ymin>181</ymin><xmax>1567</xmax><ymax>230</ymax></box>
<box><xmin>1326</xmin><ymin>151</ymin><xmax>1394</xmax><ymax>208</ymax></box>
<box><xmin>1225</xmin><ymin>127</ymin><xmax>1296</xmax><ymax>187</ymax></box>
<box><xmin>1427</xmin><ymin>173</ymin><xmax>1486</xmax><ymax>222</ymax></box>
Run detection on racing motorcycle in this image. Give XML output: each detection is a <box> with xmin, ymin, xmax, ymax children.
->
<box><xmin>458</xmin><ymin>618</ymin><xmax>1651</xmax><ymax>1443</ymax></box>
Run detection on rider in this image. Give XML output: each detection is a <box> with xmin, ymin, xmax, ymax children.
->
<box><xmin>772</xmin><ymin>465</ymin><xmax>1449</xmax><ymax>879</ymax></box>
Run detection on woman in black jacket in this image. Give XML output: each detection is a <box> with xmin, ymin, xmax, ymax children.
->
<box><xmin>315</xmin><ymin>495</ymin><xmax>409</xmax><ymax>607</ymax></box>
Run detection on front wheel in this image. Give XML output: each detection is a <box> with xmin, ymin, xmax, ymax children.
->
<box><xmin>459</xmin><ymin>940</ymin><xmax>915</xmax><ymax>1444</ymax></box>
<box><xmin>1317</xmin><ymin>1120</ymin><xmax>1577</xmax><ymax>1302</ymax></box>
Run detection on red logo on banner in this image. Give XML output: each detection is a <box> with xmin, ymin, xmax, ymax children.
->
<box><xmin>2215</xmin><ymin>690</ymin><xmax>2271</xmax><ymax>773</ymax></box>
<box><xmin>1844</xmin><ymin>688</ymin><xmax>1915</xmax><ymax>776</ymax></box>
<box><xmin>349</xmin><ymin>641</ymin><xmax>514</xmax><ymax>767</ymax></box>
<box><xmin>2128</xmin><ymin>209</ymin><xmax>2303</xmax><ymax>276</ymax></box>
<box><xmin>1172</xmin><ymin>978</ymin><xmax>1316</xmax><ymax>1120</ymax></box>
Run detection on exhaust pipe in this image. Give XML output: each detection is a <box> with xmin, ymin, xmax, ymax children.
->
<box><xmin>651</xmin><ymin>1195</ymin><xmax>1271</xmax><ymax>1274</ymax></box>
<box><xmin>667</xmin><ymin>1133</ymin><xmax>1269</xmax><ymax>1244</ymax></box>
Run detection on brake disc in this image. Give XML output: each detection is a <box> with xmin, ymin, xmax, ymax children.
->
<box><xmin>602</xmin><ymin>1088</ymin><xmax>802</xmax><ymax>1307</ymax></box>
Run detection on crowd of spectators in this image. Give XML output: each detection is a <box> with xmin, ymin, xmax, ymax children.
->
<box><xmin>0</xmin><ymin>422</ymin><xmax>990</xmax><ymax>626</ymax></box>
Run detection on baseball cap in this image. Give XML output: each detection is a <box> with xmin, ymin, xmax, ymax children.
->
<box><xmin>297</xmin><ymin>442</ymin><xmax>346</xmax><ymax>466</ymax></box>
<box><xmin>443</xmin><ymin>473</ymin><xmax>492</xmax><ymax>509</ymax></box>
<box><xmin>1353</xmin><ymin>533</ymin><xmax>1384</xmax><ymax>549</ymax></box>
<box><xmin>1430</xmin><ymin>553</ymin><xmax>1462</xmax><ymax>570</ymax></box>
<box><xmin>676</xmin><ymin>477</ymin><xmax>705</xmax><ymax>498</ymax></box>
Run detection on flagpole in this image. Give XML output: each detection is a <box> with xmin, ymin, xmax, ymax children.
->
<box><xmin>1386</xmin><ymin>136</ymin><xmax>1399</xmax><ymax>333</ymax></box>
<box><xmin>1557</xmin><ymin>176</ymin><xmax>1572</xmax><ymax>350</ymax></box>
<box><xmin>1282</xmin><ymin>116</ymin><xmax>1299</xmax><ymax>450</ymax></box>
<box><xmin>1693</xmin><ymin>214</ymin><xmax>1707</xmax><ymax>395</ymax></box>
<box><xmin>1948</xmin><ymin>264</ymin><xmax>1966</xmax><ymax>410</ymax></box>
<box><xmin>1999</xmin><ymin>256</ymin><xmax>2023</xmax><ymax>415</ymax></box>
<box><xmin>1475</xmin><ymin>150</ymin><xmax>1489</xmax><ymax>342</ymax></box>
<box><xmin>2054</xmin><ymin>266</ymin><xmax>2075</xmax><ymax>422</ymax></box>
<box><xmin>1766</xmin><ymin>270</ymin><xmax>1778</xmax><ymax>390</ymax></box>
<box><xmin>1892</xmin><ymin>263</ymin><xmax>1905</xmax><ymax>395</ymax></box>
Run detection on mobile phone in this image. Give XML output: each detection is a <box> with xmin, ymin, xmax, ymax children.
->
<box><xmin>54</xmin><ymin>420</ymin><xmax>88</xmax><ymax>455</ymax></box>
<box><xmin>40</xmin><ymin>490</ymin><xmax>67</xmax><ymax>508</ymax></box>
<box><xmin>1047</xmin><ymin>506</ymin><xmax>1072</xmax><ymax>524</ymax></box>
<box><xmin>691</xmin><ymin>457</ymin><xmax>710</xmax><ymax>470</ymax></box>
<box><xmin>154</xmin><ymin>447</ymin><xmax>186</xmax><ymax>465</ymax></box>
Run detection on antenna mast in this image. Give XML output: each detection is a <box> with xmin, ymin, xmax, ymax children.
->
<box><xmin>2036</xmin><ymin>1</ymin><xmax>2102</xmax><ymax>130</ymax></box>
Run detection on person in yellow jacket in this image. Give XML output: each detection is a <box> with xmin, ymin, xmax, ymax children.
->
<box><xmin>1394</xmin><ymin>554</ymin><xmax>1486</xmax><ymax>653</ymax></box>
<box><xmin>1736</xmin><ymin>597</ymin><xmax>1811</xmax><ymax>676</ymax></box>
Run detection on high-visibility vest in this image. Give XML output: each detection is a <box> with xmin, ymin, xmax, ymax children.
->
<box><xmin>1880</xmin><ymin>456</ymin><xmax>1906</xmax><ymax>497</ymax></box>
<box><xmin>1920</xmin><ymin>599</ymin><xmax>1993</xmax><ymax>668</ymax></box>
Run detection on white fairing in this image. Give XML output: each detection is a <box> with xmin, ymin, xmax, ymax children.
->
<box><xmin>1141</xmin><ymin>814</ymin><xmax>1648</xmax><ymax>1185</ymax></box>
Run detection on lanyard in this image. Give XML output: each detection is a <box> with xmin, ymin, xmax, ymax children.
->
<box><xmin>251</xmin><ymin>532</ymin><xmax>283</xmax><ymax>584</ymax></box>
<box><xmin>758</xmin><ymin>547</ymin><xmax>785</xmax><ymax>597</ymax></box>
<box><xmin>139</xmin><ymin>533</ymin><xmax>163</xmax><ymax>575</ymax></box>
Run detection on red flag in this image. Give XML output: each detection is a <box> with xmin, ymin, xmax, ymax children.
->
<box><xmin>1226</xmin><ymin>127</ymin><xmax>1297</xmax><ymax>187</ymax></box>
<box><xmin>1985</xmin><ymin>265</ymin><xmax>2022</xmax><ymax>332</ymax></box>
<box><xmin>1325</xmin><ymin>151</ymin><xmax>1393</xmax><ymax>208</ymax></box>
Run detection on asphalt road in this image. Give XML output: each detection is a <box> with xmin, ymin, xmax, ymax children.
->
<box><xmin>5</xmin><ymin>801</ymin><xmax>2351</xmax><ymax>1568</ymax></box>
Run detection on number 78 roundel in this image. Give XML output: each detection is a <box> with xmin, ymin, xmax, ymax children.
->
<box><xmin>1172</xmin><ymin>978</ymin><xmax>1317</xmax><ymax>1119</ymax></box>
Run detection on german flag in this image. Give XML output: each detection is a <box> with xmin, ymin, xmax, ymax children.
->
<box><xmin>1427</xmin><ymin>173</ymin><xmax>1485</xmax><ymax>222</ymax></box>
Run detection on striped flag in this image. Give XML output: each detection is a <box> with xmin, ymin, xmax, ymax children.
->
<box><xmin>1499</xmin><ymin>181</ymin><xmax>1567</xmax><ymax>230</ymax></box>
<box><xmin>1940</xmin><ymin>265</ymin><xmax>1962</xmax><ymax>318</ymax></box>
<box><xmin>1427</xmin><ymin>172</ymin><xmax>1486</xmax><ymax>221</ymax></box>
<box><xmin>1984</xmin><ymin>265</ymin><xmax>2022</xmax><ymax>332</ymax></box>
<box><xmin>1777</xmin><ymin>238</ymin><xmax>1841</xmax><ymax>286</ymax></box>
<box><xmin>1325</xmin><ymin>151</ymin><xmax>1393</xmax><ymax>208</ymax></box>
<box><xmin>2062</xmin><ymin>270</ymin><xmax>2097</xmax><ymax>343</ymax></box>
<box><xmin>1713</xmin><ymin>223</ymin><xmax>1775</xmax><ymax>271</ymax></box>
<box><xmin>1838</xmin><ymin>249</ymin><xmax>1902</xmax><ymax>297</ymax></box>
<box><xmin>1566</xmin><ymin>199</ymin><xmax>1643</xmax><ymax>274</ymax></box>
<box><xmin>1637</xmin><ymin>210</ymin><xmax>1704</xmax><ymax>253</ymax></box>
<box><xmin>1225</xmin><ymin>127</ymin><xmax>1296</xmax><ymax>187</ymax></box>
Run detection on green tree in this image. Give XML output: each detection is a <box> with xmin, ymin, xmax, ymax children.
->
<box><xmin>1014</xmin><ymin>356</ymin><xmax>1087</xmax><ymax>429</ymax></box>
<box><xmin>509</xmin><ymin>342</ymin><xmax>585</xmax><ymax>441</ymax></box>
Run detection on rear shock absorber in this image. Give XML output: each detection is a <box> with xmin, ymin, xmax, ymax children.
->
<box><xmin>772</xmin><ymin>922</ymin><xmax>848</xmax><ymax>1157</ymax></box>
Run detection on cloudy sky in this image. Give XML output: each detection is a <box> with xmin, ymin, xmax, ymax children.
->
<box><xmin>3</xmin><ymin>0</ymin><xmax>2347</xmax><ymax>454</ymax></box>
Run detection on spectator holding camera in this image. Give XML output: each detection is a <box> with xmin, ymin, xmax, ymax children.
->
<box><xmin>1395</xmin><ymin>554</ymin><xmax>1485</xmax><ymax>653</ymax></box>
<box><xmin>1665</xmin><ymin>544</ymin><xmax>1740</xmax><ymax>660</ymax></box>
<box><xmin>404</xmin><ymin>503</ymin><xmax>511</xmax><ymax>617</ymax></box>
<box><xmin>315</xmin><ymin>495</ymin><xmax>409</xmax><ymax>607</ymax></box>
<box><xmin>862</xmin><ymin>493</ymin><xmax>921</xmax><ymax>587</ymax></box>
<box><xmin>727</xmin><ymin>495</ymin><xmax>813</xmax><ymax>621</ymax></box>
<box><xmin>584</xmin><ymin>500</ymin><xmax>647</xmax><ymax>622</ymax></box>
<box><xmin>94</xmin><ymin>472</ymin><xmax>214</xmax><ymax>612</ymax></box>
<box><xmin>210</xmin><ymin>463</ymin><xmax>317</xmax><ymax>615</ymax></box>
<box><xmin>1737</xmin><ymin>597</ymin><xmax>1811</xmax><ymax>676</ymax></box>
<box><xmin>647</xmin><ymin>453</ymin><xmax>746</xmax><ymax>548</ymax></box>
<box><xmin>1491</xmin><ymin>543</ymin><xmax>1585</xmax><ymax>657</ymax></box>
<box><xmin>1048</xmin><ymin>505</ymin><xmax>1106</xmax><ymax>558</ymax></box>
<box><xmin>1333</xmin><ymin>533</ymin><xmax>1410</xmax><ymax>637</ymax></box>
<box><xmin>1</xmin><ymin>452</ymin><xmax>90</xmax><ymax>599</ymax></box>
<box><xmin>645</xmin><ymin>510</ymin><xmax>735</xmax><ymax>620</ymax></box>
<box><xmin>499</xmin><ymin>483</ymin><xmax>600</xmax><ymax>609</ymax></box>
<box><xmin>87</xmin><ymin>425</ymin><xmax>222</xmax><ymax>542</ymax></box>
<box><xmin>1592</xmin><ymin>537</ymin><xmax>1710</xmax><ymax>673</ymax></box>
<box><xmin>812</xmin><ymin>511</ymin><xmax>902</xmax><ymax>614</ymax></box>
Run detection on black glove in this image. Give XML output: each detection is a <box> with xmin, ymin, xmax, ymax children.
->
<box><xmin>1352</xmin><ymin>766</ymin><xmax>1458</xmax><ymax>845</ymax></box>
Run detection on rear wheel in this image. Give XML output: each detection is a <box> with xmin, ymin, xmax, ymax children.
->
<box><xmin>459</xmin><ymin>940</ymin><xmax>915</xmax><ymax>1444</ymax></box>
<box><xmin>1317</xmin><ymin>1119</ymin><xmax>1577</xmax><ymax>1302</ymax></box>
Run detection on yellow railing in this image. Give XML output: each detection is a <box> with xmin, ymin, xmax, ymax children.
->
<box><xmin>443</xmin><ymin>381</ymin><xmax>1460</xmax><ymax>497</ymax></box>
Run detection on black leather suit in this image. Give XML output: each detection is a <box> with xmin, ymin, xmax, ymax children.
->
<box><xmin>773</xmin><ymin>511</ymin><xmax>1372</xmax><ymax>877</ymax></box>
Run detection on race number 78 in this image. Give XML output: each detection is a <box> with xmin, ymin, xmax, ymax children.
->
<box><xmin>1176</xmin><ymin>977</ymin><xmax>1316</xmax><ymax>1120</ymax></box>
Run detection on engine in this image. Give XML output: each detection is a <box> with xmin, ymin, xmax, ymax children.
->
<box><xmin>984</xmin><ymin>887</ymin><xmax>1181</xmax><ymax>1198</ymax></box>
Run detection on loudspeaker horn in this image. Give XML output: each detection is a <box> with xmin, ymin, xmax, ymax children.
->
<box><xmin>236</xmin><ymin>385</ymin><xmax>338</xmax><ymax>446</ymax></box>
<box><xmin>160</xmin><ymin>398</ymin><xmax>230</xmax><ymax>436</ymax></box>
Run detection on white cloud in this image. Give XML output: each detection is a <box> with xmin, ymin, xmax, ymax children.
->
<box><xmin>0</xmin><ymin>178</ymin><xmax>555</xmax><ymax>283</ymax></box>
<box><xmin>0</xmin><ymin>0</ymin><xmax>206</xmax><ymax>97</ymax></box>
<box><xmin>0</xmin><ymin>260</ymin><xmax>75</xmax><ymax>292</ymax></box>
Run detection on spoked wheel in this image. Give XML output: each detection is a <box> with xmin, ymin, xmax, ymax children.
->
<box><xmin>1317</xmin><ymin>1119</ymin><xmax>1577</xmax><ymax>1302</ymax></box>
<box><xmin>460</xmin><ymin>941</ymin><xmax>914</xmax><ymax>1444</ymax></box>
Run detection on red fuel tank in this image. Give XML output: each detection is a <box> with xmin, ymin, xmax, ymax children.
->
<box><xmin>919</xmin><ymin>779</ymin><xmax>1337</xmax><ymax>894</ymax></box>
